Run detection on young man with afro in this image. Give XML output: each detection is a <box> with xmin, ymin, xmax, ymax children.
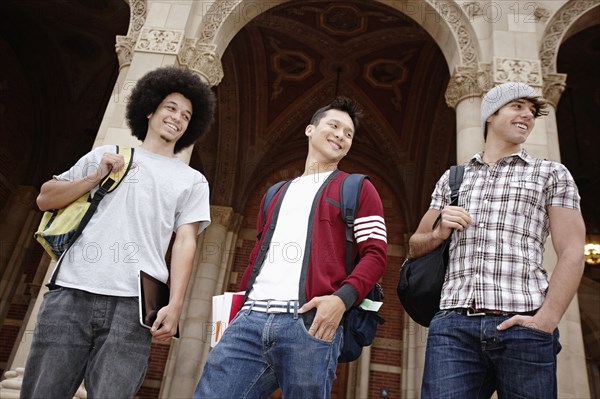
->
<box><xmin>21</xmin><ymin>66</ymin><xmax>215</xmax><ymax>399</ymax></box>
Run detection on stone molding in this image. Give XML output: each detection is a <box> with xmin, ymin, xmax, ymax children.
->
<box><xmin>177</xmin><ymin>40</ymin><xmax>224</xmax><ymax>86</ymax></box>
<box><xmin>461</xmin><ymin>2</ymin><xmax>484</xmax><ymax>19</ymax></box>
<box><xmin>427</xmin><ymin>0</ymin><xmax>478</xmax><ymax>67</ymax></box>
<box><xmin>533</xmin><ymin>5</ymin><xmax>551</xmax><ymax>22</ymax></box>
<box><xmin>539</xmin><ymin>0</ymin><xmax>598</xmax><ymax>107</ymax></box>
<box><xmin>445</xmin><ymin>63</ymin><xmax>491</xmax><ymax>108</ymax></box>
<box><xmin>197</xmin><ymin>1</ymin><xmax>241</xmax><ymax>44</ymax></box>
<box><xmin>543</xmin><ymin>73</ymin><xmax>568</xmax><ymax>108</ymax></box>
<box><xmin>493</xmin><ymin>57</ymin><xmax>542</xmax><ymax>87</ymax></box>
<box><xmin>540</xmin><ymin>0</ymin><xmax>598</xmax><ymax>75</ymax></box>
<box><xmin>115</xmin><ymin>0</ymin><xmax>147</xmax><ymax>68</ymax></box>
<box><xmin>135</xmin><ymin>27</ymin><xmax>184</xmax><ymax>54</ymax></box>
<box><xmin>446</xmin><ymin>56</ymin><xmax>549</xmax><ymax>109</ymax></box>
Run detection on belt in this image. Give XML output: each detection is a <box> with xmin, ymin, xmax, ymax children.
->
<box><xmin>453</xmin><ymin>307</ymin><xmax>538</xmax><ymax>317</ymax></box>
<box><xmin>241</xmin><ymin>300</ymin><xmax>300</xmax><ymax>314</ymax></box>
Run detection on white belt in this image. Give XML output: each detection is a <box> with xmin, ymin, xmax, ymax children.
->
<box><xmin>241</xmin><ymin>300</ymin><xmax>299</xmax><ymax>314</ymax></box>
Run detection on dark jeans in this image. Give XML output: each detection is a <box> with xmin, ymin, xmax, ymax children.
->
<box><xmin>21</xmin><ymin>287</ymin><xmax>152</xmax><ymax>399</ymax></box>
<box><xmin>422</xmin><ymin>310</ymin><xmax>561</xmax><ymax>399</ymax></box>
<box><xmin>195</xmin><ymin>310</ymin><xmax>343</xmax><ymax>399</ymax></box>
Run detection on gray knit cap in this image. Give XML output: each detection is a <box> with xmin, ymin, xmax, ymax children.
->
<box><xmin>480</xmin><ymin>82</ymin><xmax>538</xmax><ymax>128</ymax></box>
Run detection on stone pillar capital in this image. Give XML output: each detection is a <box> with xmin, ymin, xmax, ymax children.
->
<box><xmin>114</xmin><ymin>0</ymin><xmax>147</xmax><ymax>69</ymax></box>
<box><xmin>543</xmin><ymin>73</ymin><xmax>568</xmax><ymax>108</ymax></box>
<box><xmin>115</xmin><ymin>36</ymin><xmax>135</xmax><ymax>70</ymax></box>
<box><xmin>178</xmin><ymin>40</ymin><xmax>224</xmax><ymax>87</ymax></box>
<box><xmin>445</xmin><ymin>64</ymin><xmax>491</xmax><ymax>109</ymax></box>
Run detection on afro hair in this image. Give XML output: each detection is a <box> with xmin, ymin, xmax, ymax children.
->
<box><xmin>126</xmin><ymin>66</ymin><xmax>216</xmax><ymax>153</ymax></box>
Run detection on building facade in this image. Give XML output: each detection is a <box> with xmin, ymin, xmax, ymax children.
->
<box><xmin>0</xmin><ymin>1</ymin><xmax>598</xmax><ymax>398</ymax></box>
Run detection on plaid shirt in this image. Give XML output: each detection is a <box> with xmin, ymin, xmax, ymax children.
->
<box><xmin>430</xmin><ymin>149</ymin><xmax>581</xmax><ymax>312</ymax></box>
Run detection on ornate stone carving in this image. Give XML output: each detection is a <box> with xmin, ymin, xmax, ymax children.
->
<box><xmin>115</xmin><ymin>36</ymin><xmax>135</xmax><ymax>69</ymax></box>
<box><xmin>462</xmin><ymin>2</ymin><xmax>484</xmax><ymax>19</ymax></box>
<box><xmin>115</xmin><ymin>0</ymin><xmax>147</xmax><ymax>68</ymax></box>
<box><xmin>198</xmin><ymin>1</ymin><xmax>242</xmax><ymax>44</ymax></box>
<box><xmin>427</xmin><ymin>0</ymin><xmax>478</xmax><ymax>67</ymax></box>
<box><xmin>178</xmin><ymin>40</ymin><xmax>224</xmax><ymax>86</ymax></box>
<box><xmin>543</xmin><ymin>73</ymin><xmax>567</xmax><ymax>108</ymax></box>
<box><xmin>477</xmin><ymin>62</ymin><xmax>493</xmax><ymax>92</ymax></box>
<box><xmin>445</xmin><ymin>65</ymin><xmax>483</xmax><ymax>108</ymax></box>
<box><xmin>135</xmin><ymin>27</ymin><xmax>184</xmax><ymax>54</ymax></box>
<box><xmin>540</xmin><ymin>0</ymin><xmax>598</xmax><ymax>75</ymax></box>
<box><xmin>493</xmin><ymin>57</ymin><xmax>542</xmax><ymax>87</ymax></box>
<box><xmin>533</xmin><ymin>6</ymin><xmax>551</xmax><ymax>22</ymax></box>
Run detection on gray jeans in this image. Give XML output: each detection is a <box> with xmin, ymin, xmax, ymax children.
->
<box><xmin>21</xmin><ymin>287</ymin><xmax>152</xmax><ymax>399</ymax></box>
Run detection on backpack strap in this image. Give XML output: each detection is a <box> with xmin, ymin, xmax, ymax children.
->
<box><xmin>431</xmin><ymin>164</ymin><xmax>465</xmax><ymax>231</ymax></box>
<box><xmin>100</xmin><ymin>146</ymin><xmax>134</xmax><ymax>193</ymax></box>
<box><xmin>241</xmin><ymin>180</ymin><xmax>291</xmax><ymax>304</ymax></box>
<box><xmin>48</xmin><ymin>145</ymin><xmax>134</xmax><ymax>288</ymax></box>
<box><xmin>260</xmin><ymin>180</ymin><xmax>288</xmax><ymax>231</ymax></box>
<box><xmin>340</xmin><ymin>174</ymin><xmax>385</xmax><ymax>323</ymax></box>
<box><xmin>340</xmin><ymin>174</ymin><xmax>368</xmax><ymax>275</ymax></box>
<box><xmin>448</xmin><ymin>165</ymin><xmax>464</xmax><ymax>206</ymax></box>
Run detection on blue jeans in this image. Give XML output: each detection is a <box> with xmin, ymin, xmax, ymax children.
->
<box><xmin>195</xmin><ymin>310</ymin><xmax>343</xmax><ymax>399</ymax></box>
<box><xmin>422</xmin><ymin>310</ymin><xmax>561</xmax><ymax>399</ymax></box>
<box><xmin>21</xmin><ymin>287</ymin><xmax>152</xmax><ymax>399</ymax></box>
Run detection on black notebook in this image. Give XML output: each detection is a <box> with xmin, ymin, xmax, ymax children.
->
<box><xmin>138</xmin><ymin>270</ymin><xmax>180</xmax><ymax>339</ymax></box>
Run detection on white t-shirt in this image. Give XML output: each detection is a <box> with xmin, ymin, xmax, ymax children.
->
<box><xmin>249</xmin><ymin>171</ymin><xmax>333</xmax><ymax>301</ymax></box>
<box><xmin>53</xmin><ymin>145</ymin><xmax>211</xmax><ymax>296</ymax></box>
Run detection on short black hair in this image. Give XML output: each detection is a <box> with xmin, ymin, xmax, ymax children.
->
<box><xmin>310</xmin><ymin>96</ymin><xmax>363</xmax><ymax>132</ymax></box>
<box><xmin>126</xmin><ymin>66</ymin><xmax>216</xmax><ymax>153</ymax></box>
<box><xmin>483</xmin><ymin>96</ymin><xmax>549</xmax><ymax>141</ymax></box>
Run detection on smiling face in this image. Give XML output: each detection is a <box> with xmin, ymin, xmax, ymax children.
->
<box><xmin>305</xmin><ymin>109</ymin><xmax>355</xmax><ymax>164</ymax></box>
<box><xmin>147</xmin><ymin>92</ymin><xmax>193</xmax><ymax>145</ymax></box>
<box><xmin>486</xmin><ymin>99</ymin><xmax>536</xmax><ymax>146</ymax></box>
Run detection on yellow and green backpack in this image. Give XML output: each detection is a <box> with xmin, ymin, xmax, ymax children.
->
<box><xmin>34</xmin><ymin>146</ymin><xmax>134</xmax><ymax>261</ymax></box>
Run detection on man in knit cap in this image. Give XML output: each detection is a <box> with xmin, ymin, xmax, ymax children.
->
<box><xmin>409</xmin><ymin>82</ymin><xmax>585</xmax><ymax>398</ymax></box>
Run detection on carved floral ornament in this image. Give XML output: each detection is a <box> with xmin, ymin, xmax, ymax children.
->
<box><xmin>538</xmin><ymin>0</ymin><xmax>598</xmax><ymax>107</ymax></box>
<box><xmin>177</xmin><ymin>40</ymin><xmax>224</xmax><ymax>87</ymax></box>
<box><xmin>135</xmin><ymin>27</ymin><xmax>184</xmax><ymax>54</ymax></box>
<box><xmin>540</xmin><ymin>0</ymin><xmax>598</xmax><ymax>75</ymax></box>
<box><xmin>115</xmin><ymin>0</ymin><xmax>147</xmax><ymax>68</ymax></box>
<box><xmin>445</xmin><ymin>65</ymin><xmax>491</xmax><ymax>109</ymax></box>
<box><xmin>426</xmin><ymin>0</ymin><xmax>478</xmax><ymax>67</ymax></box>
<box><xmin>493</xmin><ymin>57</ymin><xmax>542</xmax><ymax>87</ymax></box>
<box><xmin>446</xmin><ymin>56</ymin><xmax>557</xmax><ymax>109</ymax></box>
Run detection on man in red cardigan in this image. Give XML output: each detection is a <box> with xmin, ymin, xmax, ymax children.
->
<box><xmin>195</xmin><ymin>97</ymin><xmax>387</xmax><ymax>399</ymax></box>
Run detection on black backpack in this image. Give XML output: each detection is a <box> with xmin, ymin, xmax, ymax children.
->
<box><xmin>261</xmin><ymin>173</ymin><xmax>384</xmax><ymax>363</ymax></box>
<box><xmin>397</xmin><ymin>165</ymin><xmax>464</xmax><ymax>326</ymax></box>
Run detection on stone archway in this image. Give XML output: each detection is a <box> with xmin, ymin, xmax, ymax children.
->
<box><xmin>184</xmin><ymin>2</ymin><xmax>463</xmax><ymax>399</ymax></box>
<box><xmin>540</xmin><ymin>0</ymin><xmax>600</xmax><ymax>106</ymax></box>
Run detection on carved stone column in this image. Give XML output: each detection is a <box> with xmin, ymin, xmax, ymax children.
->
<box><xmin>159</xmin><ymin>206</ymin><xmax>240</xmax><ymax>399</ymax></box>
<box><xmin>399</xmin><ymin>66</ymin><xmax>489</xmax><ymax>397</ymax></box>
<box><xmin>178</xmin><ymin>40</ymin><xmax>224</xmax><ymax>87</ymax></box>
<box><xmin>445</xmin><ymin>64</ymin><xmax>490</xmax><ymax>163</ymax></box>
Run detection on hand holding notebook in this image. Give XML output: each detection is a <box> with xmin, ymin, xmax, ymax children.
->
<box><xmin>138</xmin><ymin>270</ymin><xmax>180</xmax><ymax>339</ymax></box>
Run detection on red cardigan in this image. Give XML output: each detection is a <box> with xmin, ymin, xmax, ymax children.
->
<box><xmin>239</xmin><ymin>170</ymin><xmax>387</xmax><ymax>310</ymax></box>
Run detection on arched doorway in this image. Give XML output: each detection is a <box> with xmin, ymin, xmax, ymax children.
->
<box><xmin>196</xmin><ymin>2</ymin><xmax>456</xmax><ymax>398</ymax></box>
